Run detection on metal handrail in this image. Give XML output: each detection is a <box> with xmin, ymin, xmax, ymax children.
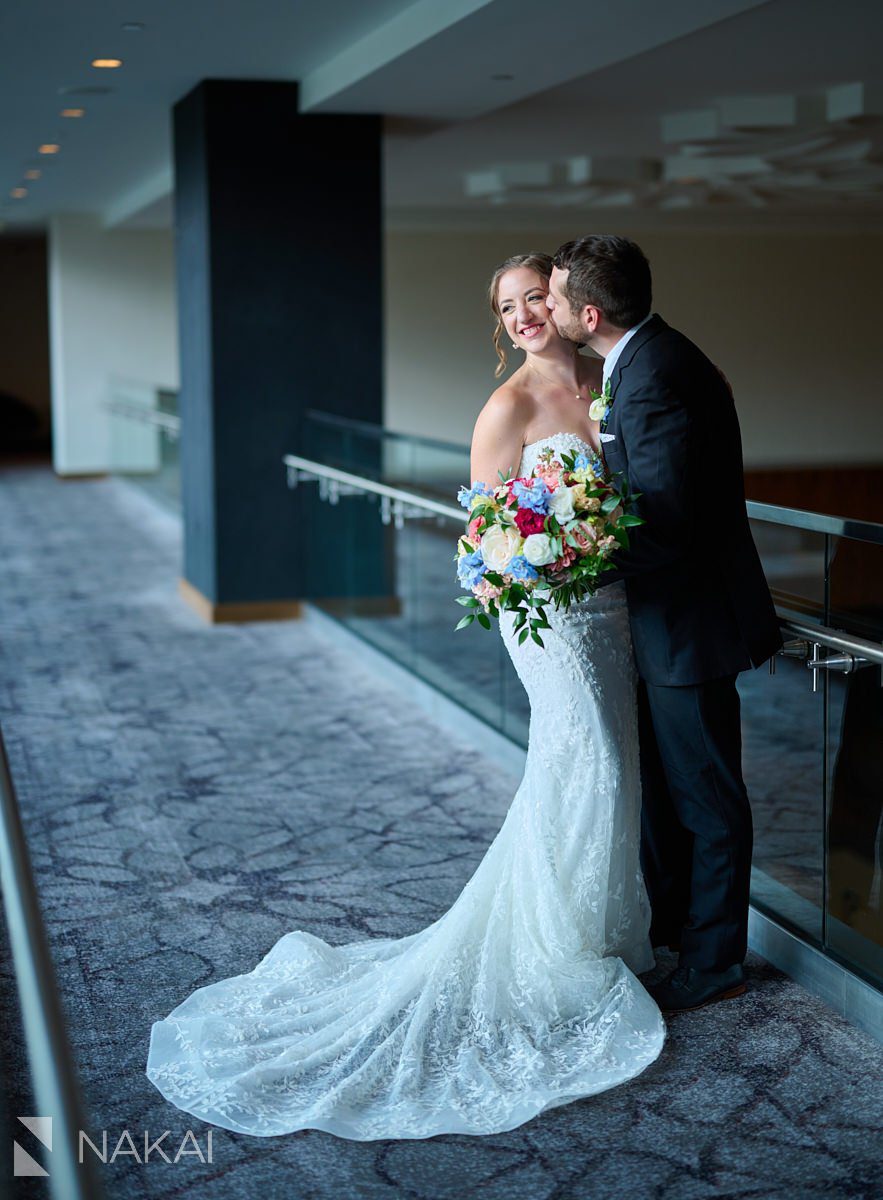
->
<box><xmin>302</xmin><ymin>412</ymin><xmax>883</xmax><ymax>546</ymax></box>
<box><xmin>783</xmin><ymin>619</ymin><xmax>883</xmax><ymax>666</ymax></box>
<box><xmin>284</xmin><ymin>452</ymin><xmax>883</xmax><ymax>665</ymax></box>
<box><xmin>283</xmin><ymin>454</ymin><xmax>463</xmax><ymax>522</ymax></box>
<box><xmin>104</xmin><ymin>399</ymin><xmax>181</xmax><ymax>438</ymax></box>
<box><xmin>746</xmin><ymin>500</ymin><xmax>883</xmax><ymax>546</ymax></box>
<box><xmin>0</xmin><ymin>729</ymin><xmax>104</xmax><ymax>1199</ymax></box>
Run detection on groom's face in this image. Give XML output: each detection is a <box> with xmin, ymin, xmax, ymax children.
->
<box><xmin>546</xmin><ymin>268</ymin><xmax>584</xmax><ymax>343</ymax></box>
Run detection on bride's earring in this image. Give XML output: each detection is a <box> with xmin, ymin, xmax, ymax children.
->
<box><xmin>512</xmin><ymin>342</ymin><xmax>517</xmax><ymax>348</ymax></box>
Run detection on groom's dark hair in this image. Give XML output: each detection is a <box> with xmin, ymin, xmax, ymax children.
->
<box><xmin>552</xmin><ymin>235</ymin><xmax>651</xmax><ymax>330</ymax></box>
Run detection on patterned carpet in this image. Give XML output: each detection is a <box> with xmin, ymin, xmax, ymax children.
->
<box><xmin>1</xmin><ymin>464</ymin><xmax>882</xmax><ymax>1200</ymax></box>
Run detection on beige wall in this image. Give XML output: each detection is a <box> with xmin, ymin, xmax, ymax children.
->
<box><xmin>48</xmin><ymin>215</ymin><xmax>179</xmax><ymax>474</ymax></box>
<box><xmin>384</xmin><ymin>229</ymin><xmax>883</xmax><ymax>469</ymax></box>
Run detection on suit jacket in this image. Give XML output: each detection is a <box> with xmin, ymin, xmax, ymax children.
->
<box><xmin>600</xmin><ymin>314</ymin><xmax>782</xmax><ymax>686</ymax></box>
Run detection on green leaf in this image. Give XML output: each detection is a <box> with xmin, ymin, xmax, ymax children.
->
<box><xmin>456</xmin><ymin>596</ymin><xmax>480</xmax><ymax>607</ymax></box>
<box><xmin>455</xmin><ymin>614</ymin><xmax>475</xmax><ymax>630</ymax></box>
<box><xmin>488</xmin><ymin>600</ymin><xmax>499</xmax><ymax>618</ymax></box>
<box><xmin>601</xmin><ymin>494</ymin><xmax>620</xmax><ymax>513</ymax></box>
<box><xmin>531</xmin><ymin>629</ymin><xmax>545</xmax><ymax>648</ymax></box>
<box><xmin>620</xmin><ymin>513</ymin><xmax>644</xmax><ymax>527</ymax></box>
<box><xmin>518</xmin><ymin>627</ymin><xmax>529</xmax><ymax>645</ymax></box>
<box><xmin>513</xmin><ymin>609</ymin><xmax>527</xmax><ymax>630</ymax></box>
<box><xmin>476</xmin><ymin>611</ymin><xmax>491</xmax><ymax>630</ymax></box>
<box><xmin>484</xmin><ymin>571</ymin><xmax>504</xmax><ymax>586</ymax></box>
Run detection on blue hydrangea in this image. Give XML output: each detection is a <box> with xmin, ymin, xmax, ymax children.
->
<box><xmin>457</xmin><ymin>481</ymin><xmax>492</xmax><ymax>510</ymax></box>
<box><xmin>511</xmin><ymin>478</ymin><xmax>551</xmax><ymax>514</ymax></box>
<box><xmin>507</xmin><ymin>555</ymin><xmax>538</xmax><ymax>583</ymax></box>
<box><xmin>574</xmin><ymin>450</ymin><xmax>604</xmax><ymax>476</ymax></box>
<box><xmin>457</xmin><ymin>550</ymin><xmax>487</xmax><ymax>590</ymax></box>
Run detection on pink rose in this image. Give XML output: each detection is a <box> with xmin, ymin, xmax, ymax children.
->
<box><xmin>474</xmin><ymin>578</ymin><xmax>503</xmax><ymax>608</ymax></box>
<box><xmin>570</xmin><ymin>521</ymin><xmax>598</xmax><ymax>551</ymax></box>
<box><xmin>535</xmin><ymin>465</ymin><xmax>561</xmax><ymax>491</ymax></box>
<box><xmin>552</xmin><ymin>544</ymin><xmax>577</xmax><ymax>572</ymax></box>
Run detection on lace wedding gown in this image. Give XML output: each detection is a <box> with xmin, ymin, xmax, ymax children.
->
<box><xmin>146</xmin><ymin>433</ymin><xmax>665</xmax><ymax>1139</ymax></box>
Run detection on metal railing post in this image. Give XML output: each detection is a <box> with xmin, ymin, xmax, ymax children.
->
<box><xmin>0</xmin><ymin>730</ymin><xmax>104</xmax><ymax>1200</ymax></box>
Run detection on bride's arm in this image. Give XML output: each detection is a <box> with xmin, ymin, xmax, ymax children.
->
<box><xmin>469</xmin><ymin>387</ymin><xmax>532</xmax><ymax>486</ymax></box>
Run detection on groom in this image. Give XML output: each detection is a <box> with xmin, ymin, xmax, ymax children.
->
<box><xmin>547</xmin><ymin>235</ymin><xmax>782</xmax><ymax>1012</ymax></box>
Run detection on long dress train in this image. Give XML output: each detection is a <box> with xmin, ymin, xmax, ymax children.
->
<box><xmin>146</xmin><ymin>433</ymin><xmax>665</xmax><ymax>1139</ymax></box>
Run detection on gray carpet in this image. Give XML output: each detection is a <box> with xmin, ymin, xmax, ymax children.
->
<box><xmin>1</xmin><ymin>464</ymin><xmax>882</xmax><ymax>1200</ymax></box>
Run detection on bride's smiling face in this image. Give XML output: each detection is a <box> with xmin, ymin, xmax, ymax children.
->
<box><xmin>496</xmin><ymin>268</ymin><xmax>559</xmax><ymax>353</ymax></box>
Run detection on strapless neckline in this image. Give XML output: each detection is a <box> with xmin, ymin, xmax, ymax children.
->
<box><xmin>521</xmin><ymin>431</ymin><xmax>598</xmax><ymax>457</ymax></box>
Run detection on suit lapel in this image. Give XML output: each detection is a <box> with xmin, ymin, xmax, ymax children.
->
<box><xmin>608</xmin><ymin>313</ymin><xmax>667</xmax><ymax>399</ymax></box>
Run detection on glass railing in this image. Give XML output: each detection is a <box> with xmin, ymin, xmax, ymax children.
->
<box><xmin>287</xmin><ymin>411</ymin><xmax>883</xmax><ymax>996</ymax></box>
<box><xmin>743</xmin><ymin>505</ymin><xmax>883</xmax><ymax>988</ymax></box>
<box><xmin>105</xmin><ymin>381</ymin><xmax>181</xmax><ymax>513</ymax></box>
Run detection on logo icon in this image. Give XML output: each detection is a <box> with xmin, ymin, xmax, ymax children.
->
<box><xmin>14</xmin><ymin>1116</ymin><xmax>52</xmax><ymax>1177</ymax></box>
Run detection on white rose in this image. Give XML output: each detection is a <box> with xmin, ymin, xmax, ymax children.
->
<box><xmin>589</xmin><ymin>397</ymin><xmax>607</xmax><ymax>422</ymax></box>
<box><xmin>481</xmin><ymin>524</ymin><xmax>523</xmax><ymax>572</ymax></box>
<box><xmin>548</xmin><ymin>485</ymin><xmax>577</xmax><ymax>523</ymax></box>
<box><xmin>523</xmin><ymin>533</ymin><xmax>557</xmax><ymax>567</ymax></box>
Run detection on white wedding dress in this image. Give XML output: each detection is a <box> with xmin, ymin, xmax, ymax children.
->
<box><xmin>146</xmin><ymin>433</ymin><xmax>665</xmax><ymax>1140</ymax></box>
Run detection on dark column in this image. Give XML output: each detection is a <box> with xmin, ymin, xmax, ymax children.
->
<box><xmin>173</xmin><ymin>80</ymin><xmax>383</xmax><ymax>618</ymax></box>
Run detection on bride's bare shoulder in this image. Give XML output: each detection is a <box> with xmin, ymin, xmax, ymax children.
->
<box><xmin>476</xmin><ymin>374</ymin><xmax>535</xmax><ymax>428</ymax></box>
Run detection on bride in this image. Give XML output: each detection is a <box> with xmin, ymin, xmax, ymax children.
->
<box><xmin>146</xmin><ymin>252</ymin><xmax>665</xmax><ymax>1140</ymax></box>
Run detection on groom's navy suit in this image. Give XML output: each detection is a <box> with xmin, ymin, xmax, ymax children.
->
<box><xmin>600</xmin><ymin>314</ymin><xmax>781</xmax><ymax>972</ymax></box>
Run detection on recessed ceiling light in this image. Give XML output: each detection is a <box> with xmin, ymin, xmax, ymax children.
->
<box><xmin>61</xmin><ymin>108</ymin><xmax>85</xmax><ymax>118</ymax></box>
<box><xmin>24</xmin><ymin>169</ymin><xmax>41</xmax><ymax>180</ymax></box>
<box><xmin>91</xmin><ymin>58</ymin><xmax>122</xmax><ymax>69</ymax></box>
<box><xmin>121</xmin><ymin>22</ymin><xmax>144</xmax><ymax>32</ymax></box>
<box><xmin>39</xmin><ymin>144</ymin><xmax>60</xmax><ymax>154</ymax></box>
<box><xmin>11</xmin><ymin>188</ymin><xmax>28</xmax><ymax>199</ymax></box>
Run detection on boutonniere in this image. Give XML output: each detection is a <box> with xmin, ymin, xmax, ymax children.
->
<box><xmin>588</xmin><ymin>378</ymin><xmax>613</xmax><ymax>424</ymax></box>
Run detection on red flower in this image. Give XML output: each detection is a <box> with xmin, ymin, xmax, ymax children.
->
<box><xmin>514</xmin><ymin>508</ymin><xmax>546</xmax><ymax>537</ymax></box>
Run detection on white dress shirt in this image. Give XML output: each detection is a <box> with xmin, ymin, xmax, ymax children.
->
<box><xmin>601</xmin><ymin>314</ymin><xmax>653</xmax><ymax>388</ymax></box>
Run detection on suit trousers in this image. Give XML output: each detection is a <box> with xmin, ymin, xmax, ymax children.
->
<box><xmin>638</xmin><ymin>673</ymin><xmax>752</xmax><ymax>972</ymax></box>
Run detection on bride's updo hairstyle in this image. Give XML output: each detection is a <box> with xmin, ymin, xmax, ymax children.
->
<box><xmin>488</xmin><ymin>252</ymin><xmax>554</xmax><ymax>378</ymax></box>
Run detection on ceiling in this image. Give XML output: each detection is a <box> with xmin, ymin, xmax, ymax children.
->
<box><xmin>1</xmin><ymin>0</ymin><xmax>881</xmax><ymax>234</ymax></box>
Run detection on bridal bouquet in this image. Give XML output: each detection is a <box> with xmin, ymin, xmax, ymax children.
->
<box><xmin>454</xmin><ymin>446</ymin><xmax>642</xmax><ymax>647</ymax></box>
